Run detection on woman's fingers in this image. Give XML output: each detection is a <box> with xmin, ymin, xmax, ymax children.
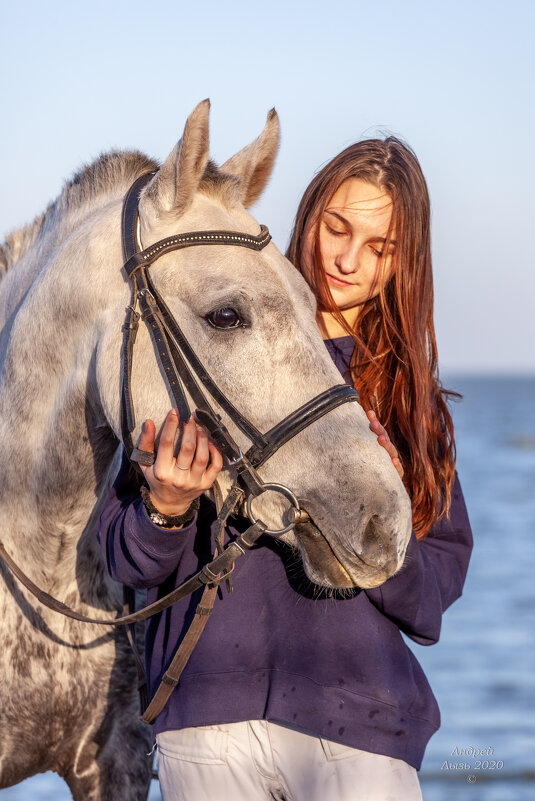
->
<box><xmin>367</xmin><ymin>409</ymin><xmax>389</xmax><ymax>439</ymax></box>
<box><xmin>134</xmin><ymin>419</ymin><xmax>156</xmax><ymax>478</ymax></box>
<box><xmin>367</xmin><ymin>409</ymin><xmax>389</xmax><ymax>441</ymax></box>
<box><xmin>188</xmin><ymin>427</ymin><xmax>224</xmax><ymax>487</ymax></box>
<box><xmin>143</xmin><ymin>409</ymin><xmax>224</xmax><ymax>498</ymax></box>
<box><xmin>153</xmin><ymin>409</ymin><xmax>180</xmax><ymax>479</ymax></box>
<box><xmin>174</xmin><ymin>417</ymin><xmax>198</xmax><ymax>473</ymax></box>
<box><xmin>378</xmin><ymin>433</ymin><xmax>398</xmax><ymax>461</ymax></box>
<box><xmin>137</xmin><ymin>419</ymin><xmax>156</xmax><ymax>456</ymax></box>
<box><xmin>391</xmin><ymin>457</ymin><xmax>403</xmax><ymax>478</ymax></box>
<box><xmin>152</xmin><ymin>410</ymin><xmax>224</xmax><ymax>487</ymax></box>
<box><xmin>203</xmin><ymin>440</ymin><xmax>224</xmax><ymax>486</ymax></box>
<box><xmin>187</xmin><ymin>426</ymin><xmax>210</xmax><ymax>482</ymax></box>
<box><xmin>381</xmin><ymin>439</ymin><xmax>403</xmax><ymax>479</ymax></box>
<box><xmin>367</xmin><ymin>409</ymin><xmax>404</xmax><ymax>479</ymax></box>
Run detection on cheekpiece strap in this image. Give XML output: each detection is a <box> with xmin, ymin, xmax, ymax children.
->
<box><xmin>121</xmin><ymin>173</ymin><xmax>155</xmax><ymax>262</ymax></box>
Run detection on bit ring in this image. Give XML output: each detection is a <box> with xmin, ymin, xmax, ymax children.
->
<box><xmin>246</xmin><ymin>483</ymin><xmax>300</xmax><ymax>536</ymax></box>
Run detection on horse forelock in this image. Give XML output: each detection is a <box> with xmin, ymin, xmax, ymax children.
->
<box><xmin>197</xmin><ymin>159</ymin><xmax>242</xmax><ymax>206</ymax></box>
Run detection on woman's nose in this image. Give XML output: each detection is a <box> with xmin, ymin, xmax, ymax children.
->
<box><xmin>335</xmin><ymin>241</ymin><xmax>360</xmax><ymax>275</ymax></box>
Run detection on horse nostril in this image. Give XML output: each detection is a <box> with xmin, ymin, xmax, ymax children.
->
<box><xmin>360</xmin><ymin>515</ymin><xmax>386</xmax><ymax>566</ymax></box>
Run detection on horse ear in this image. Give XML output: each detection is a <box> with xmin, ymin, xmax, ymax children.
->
<box><xmin>220</xmin><ymin>108</ymin><xmax>280</xmax><ymax>208</ymax></box>
<box><xmin>140</xmin><ymin>99</ymin><xmax>211</xmax><ymax>220</ymax></box>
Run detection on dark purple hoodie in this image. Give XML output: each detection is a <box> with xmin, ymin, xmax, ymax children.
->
<box><xmin>97</xmin><ymin>336</ymin><xmax>472</xmax><ymax>770</ymax></box>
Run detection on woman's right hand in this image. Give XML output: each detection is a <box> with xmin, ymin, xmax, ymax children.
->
<box><xmin>137</xmin><ymin>408</ymin><xmax>223</xmax><ymax>516</ymax></box>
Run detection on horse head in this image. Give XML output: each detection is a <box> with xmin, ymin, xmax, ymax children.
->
<box><xmin>95</xmin><ymin>100</ymin><xmax>412</xmax><ymax>589</ymax></box>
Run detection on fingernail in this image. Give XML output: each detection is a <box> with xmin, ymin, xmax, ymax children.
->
<box><xmin>171</xmin><ymin>408</ymin><xmax>178</xmax><ymax>416</ymax></box>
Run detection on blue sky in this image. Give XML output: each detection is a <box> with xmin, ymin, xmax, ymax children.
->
<box><xmin>2</xmin><ymin>0</ymin><xmax>533</xmax><ymax>372</ymax></box>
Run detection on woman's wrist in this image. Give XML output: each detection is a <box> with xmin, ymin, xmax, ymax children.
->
<box><xmin>146</xmin><ymin>489</ymin><xmax>194</xmax><ymax>517</ymax></box>
<box><xmin>140</xmin><ymin>486</ymin><xmax>200</xmax><ymax>529</ymax></box>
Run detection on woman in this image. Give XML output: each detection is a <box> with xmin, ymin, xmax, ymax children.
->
<box><xmin>98</xmin><ymin>137</ymin><xmax>472</xmax><ymax>801</ymax></box>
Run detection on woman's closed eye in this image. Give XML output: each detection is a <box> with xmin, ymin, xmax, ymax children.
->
<box><xmin>324</xmin><ymin>222</ymin><xmax>347</xmax><ymax>237</ymax></box>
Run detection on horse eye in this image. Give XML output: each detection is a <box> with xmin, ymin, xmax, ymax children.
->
<box><xmin>206</xmin><ymin>308</ymin><xmax>243</xmax><ymax>329</ymax></box>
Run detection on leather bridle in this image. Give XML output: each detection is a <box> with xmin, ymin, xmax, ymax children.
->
<box><xmin>120</xmin><ymin>172</ymin><xmax>359</xmax><ymax>534</ymax></box>
<box><xmin>0</xmin><ymin>172</ymin><xmax>361</xmax><ymax>725</ymax></box>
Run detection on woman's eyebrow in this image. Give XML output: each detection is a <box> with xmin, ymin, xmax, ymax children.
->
<box><xmin>324</xmin><ymin>210</ymin><xmax>347</xmax><ymax>223</ymax></box>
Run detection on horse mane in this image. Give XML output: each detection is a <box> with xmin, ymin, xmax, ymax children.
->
<box><xmin>0</xmin><ymin>151</ymin><xmax>241</xmax><ymax>281</ymax></box>
<box><xmin>0</xmin><ymin>150</ymin><xmax>159</xmax><ymax>278</ymax></box>
<box><xmin>0</xmin><ymin>150</ymin><xmax>158</xmax><ymax>279</ymax></box>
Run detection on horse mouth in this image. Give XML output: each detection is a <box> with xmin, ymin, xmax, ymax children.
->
<box><xmin>294</xmin><ymin>512</ymin><xmax>388</xmax><ymax>589</ymax></box>
<box><xmin>294</xmin><ymin>515</ymin><xmax>355</xmax><ymax>588</ymax></box>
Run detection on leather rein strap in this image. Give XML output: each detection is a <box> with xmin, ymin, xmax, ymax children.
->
<box><xmin>0</xmin><ymin>502</ymin><xmax>260</xmax><ymax>629</ymax></box>
<box><xmin>0</xmin><ymin>484</ymin><xmax>255</xmax><ymax>725</ymax></box>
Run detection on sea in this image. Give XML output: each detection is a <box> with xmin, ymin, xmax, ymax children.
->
<box><xmin>1</xmin><ymin>375</ymin><xmax>534</xmax><ymax>801</ymax></box>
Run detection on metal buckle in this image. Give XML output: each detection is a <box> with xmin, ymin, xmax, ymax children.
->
<box><xmin>245</xmin><ymin>483</ymin><xmax>300</xmax><ymax>536</ymax></box>
<box><xmin>137</xmin><ymin>288</ymin><xmax>157</xmax><ymax>308</ymax></box>
<box><xmin>200</xmin><ymin>561</ymin><xmax>236</xmax><ymax>586</ymax></box>
<box><xmin>226</xmin><ymin>448</ymin><xmax>244</xmax><ymax>468</ymax></box>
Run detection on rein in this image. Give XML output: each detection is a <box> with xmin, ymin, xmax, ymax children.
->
<box><xmin>0</xmin><ymin>172</ymin><xmax>360</xmax><ymax>724</ymax></box>
<box><xmin>0</xmin><ymin>484</ymin><xmax>258</xmax><ymax>724</ymax></box>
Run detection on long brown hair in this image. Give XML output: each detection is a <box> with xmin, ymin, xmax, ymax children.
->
<box><xmin>286</xmin><ymin>137</ymin><xmax>457</xmax><ymax>538</ymax></box>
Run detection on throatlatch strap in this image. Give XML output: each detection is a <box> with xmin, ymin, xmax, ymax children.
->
<box><xmin>121</xmin><ymin>173</ymin><xmax>155</xmax><ymax>263</ymax></box>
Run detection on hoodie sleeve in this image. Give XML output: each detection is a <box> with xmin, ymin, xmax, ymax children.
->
<box><xmin>365</xmin><ymin>472</ymin><xmax>473</xmax><ymax>645</ymax></box>
<box><xmin>96</xmin><ymin>453</ymin><xmax>201</xmax><ymax>590</ymax></box>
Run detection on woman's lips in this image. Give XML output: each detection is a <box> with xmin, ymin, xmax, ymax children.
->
<box><xmin>326</xmin><ymin>272</ymin><xmax>354</xmax><ymax>288</ymax></box>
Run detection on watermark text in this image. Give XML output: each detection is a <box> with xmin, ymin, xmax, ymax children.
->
<box><xmin>440</xmin><ymin>746</ymin><xmax>504</xmax><ymax>783</ymax></box>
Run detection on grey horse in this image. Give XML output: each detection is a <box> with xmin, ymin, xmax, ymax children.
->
<box><xmin>0</xmin><ymin>101</ymin><xmax>412</xmax><ymax>799</ymax></box>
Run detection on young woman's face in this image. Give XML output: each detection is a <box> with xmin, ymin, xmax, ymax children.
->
<box><xmin>313</xmin><ymin>178</ymin><xmax>395</xmax><ymax>312</ymax></box>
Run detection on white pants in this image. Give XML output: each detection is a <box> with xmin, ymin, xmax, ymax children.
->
<box><xmin>156</xmin><ymin>721</ymin><xmax>422</xmax><ymax>801</ymax></box>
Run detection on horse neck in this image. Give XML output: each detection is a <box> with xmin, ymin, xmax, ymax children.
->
<box><xmin>0</xmin><ymin>207</ymin><xmax>121</xmax><ymax>583</ymax></box>
<box><xmin>0</xmin><ymin>370</ymin><xmax>118</xmax><ymax>588</ymax></box>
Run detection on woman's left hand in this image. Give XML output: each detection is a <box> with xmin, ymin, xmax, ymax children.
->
<box><xmin>367</xmin><ymin>410</ymin><xmax>404</xmax><ymax>479</ymax></box>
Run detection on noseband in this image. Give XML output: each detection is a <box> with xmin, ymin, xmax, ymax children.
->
<box><xmin>120</xmin><ymin>172</ymin><xmax>359</xmax><ymax>534</ymax></box>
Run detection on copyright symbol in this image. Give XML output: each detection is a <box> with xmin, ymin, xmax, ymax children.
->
<box><xmin>467</xmin><ymin>775</ymin><xmax>476</xmax><ymax>783</ymax></box>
